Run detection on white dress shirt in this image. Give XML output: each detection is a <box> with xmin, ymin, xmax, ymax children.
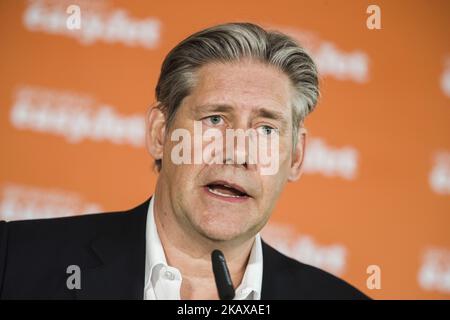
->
<box><xmin>144</xmin><ymin>195</ymin><xmax>263</xmax><ymax>300</ymax></box>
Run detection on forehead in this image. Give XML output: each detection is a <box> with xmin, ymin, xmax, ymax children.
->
<box><xmin>184</xmin><ymin>60</ymin><xmax>293</xmax><ymax>114</ymax></box>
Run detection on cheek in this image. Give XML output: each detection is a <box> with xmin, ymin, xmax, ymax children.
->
<box><xmin>259</xmin><ymin>140</ymin><xmax>292</xmax><ymax>197</ymax></box>
<box><xmin>272</xmin><ymin>138</ymin><xmax>293</xmax><ymax>175</ymax></box>
<box><xmin>260</xmin><ymin>174</ymin><xmax>288</xmax><ymax>206</ymax></box>
<box><xmin>165</xmin><ymin>164</ymin><xmax>196</xmax><ymax>186</ymax></box>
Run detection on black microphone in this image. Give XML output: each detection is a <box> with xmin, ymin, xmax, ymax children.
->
<box><xmin>211</xmin><ymin>249</ymin><xmax>235</xmax><ymax>300</ymax></box>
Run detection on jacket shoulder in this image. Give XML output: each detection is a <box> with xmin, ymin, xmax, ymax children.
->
<box><xmin>0</xmin><ymin>199</ymin><xmax>149</xmax><ymax>298</ymax></box>
<box><xmin>1</xmin><ymin>198</ymin><xmax>149</xmax><ymax>242</ymax></box>
<box><xmin>4</xmin><ymin>208</ymin><xmax>134</xmax><ymax>239</ymax></box>
<box><xmin>261</xmin><ymin>240</ymin><xmax>370</xmax><ymax>300</ymax></box>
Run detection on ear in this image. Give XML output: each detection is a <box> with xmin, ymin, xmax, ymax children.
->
<box><xmin>288</xmin><ymin>126</ymin><xmax>307</xmax><ymax>182</ymax></box>
<box><xmin>145</xmin><ymin>103</ymin><xmax>166</xmax><ymax>162</ymax></box>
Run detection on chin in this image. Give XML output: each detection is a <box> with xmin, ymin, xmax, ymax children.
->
<box><xmin>183</xmin><ymin>199</ymin><xmax>261</xmax><ymax>242</ymax></box>
<box><xmin>198</xmin><ymin>229</ymin><xmax>243</xmax><ymax>242</ymax></box>
<box><xmin>194</xmin><ymin>218</ymin><xmax>250</xmax><ymax>242</ymax></box>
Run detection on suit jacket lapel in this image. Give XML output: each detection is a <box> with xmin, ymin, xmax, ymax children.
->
<box><xmin>76</xmin><ymin>198</ymin><xmax>150</xmax><ymax>299</ymax></box>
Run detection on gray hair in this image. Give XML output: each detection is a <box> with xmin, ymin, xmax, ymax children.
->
<box><xmin>154</xmin><ymin>22</ymin><xmax>319</xmax><ymax>170</ymax></box>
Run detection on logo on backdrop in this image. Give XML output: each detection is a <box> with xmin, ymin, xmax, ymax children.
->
<box><xmin>418</xmin><ymin>247</ymin><xmax>450</xmax><ymax>294</ymax></box>
<box><xmin>10</xmin><ymin>85</ymin><xmax>145</xmax><ymax>147</ymax></box>
<box><xmin>0</xmin><ymin>183</ymin><xmax>102</xmax><ymax>221</ymax></box>
<box><xmin>262</xmin><ymin>223</ymin><xmax>347</xmax><ymax>276</ymax></box>
<box><xmin>271</xmin><ymin>25</ymin><xmax>370</xmax><ymax>83</ymax></box>
<box><xmin>429</xmin><ymin>152</ymin><xmax>450</xmax><ymax>195</ymax></box>
<box><xmin>23</xmin><ymin>0</ymin><xmax>161</xmax><ymax>48</ymax></box>
<box><xmin>302</xmin><ymin>138</ymin><xmax>359</xmax><ymax>180</ymax></box>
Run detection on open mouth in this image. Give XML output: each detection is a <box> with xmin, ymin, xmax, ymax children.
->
<box><xmin>204</xmin><ymin>181</ymin><xmax>250</xmax><ymax>200</ymax></box>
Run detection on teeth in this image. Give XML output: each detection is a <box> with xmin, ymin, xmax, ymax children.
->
<box><xmin>208</xmin><ymin>186</ymin><xmax>243</xmax><ymax>198</ymax></box>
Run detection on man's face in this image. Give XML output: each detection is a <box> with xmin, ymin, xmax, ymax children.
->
<box><xmin>158</xmin><ymin>59</ymin><xmax>303</xmax><ymax>243</ymax></box>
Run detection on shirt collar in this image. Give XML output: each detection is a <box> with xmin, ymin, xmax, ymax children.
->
<box><xmin>144</xmin><ymin>195</ymin><xmax>263</xmax><ymax>300</ymax></box>
<box><xmin>145</xmin><ymin>195</ymin><xmax>168</xmax><ymax>291</ymax></box>
<box><xmin>235</xmin><ymin>233</ymin><xmax>263</xmax><ymax>300</ymax></box>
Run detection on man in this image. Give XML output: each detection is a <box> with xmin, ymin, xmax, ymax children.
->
<box><xmin>0</xmin><ymin>22</ymin><xmax>368</xmax><ymax>299</ymax></box>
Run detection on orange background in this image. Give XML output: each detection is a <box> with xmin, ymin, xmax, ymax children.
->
<box><xmin>0</xmin><ymin>0</ymin><xmax>449</xmax><ymax>299</ymax></box>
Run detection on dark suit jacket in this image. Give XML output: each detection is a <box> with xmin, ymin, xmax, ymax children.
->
<box><xmin>0</xmin><ymin>197</ymin><xmax>369</xmax><ymax>299</ymax></box>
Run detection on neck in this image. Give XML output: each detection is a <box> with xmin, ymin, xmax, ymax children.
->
<box><xmin>152</xmin><ymin>182</ymin><xmax>255</xmax><ymax>299</ymax></box>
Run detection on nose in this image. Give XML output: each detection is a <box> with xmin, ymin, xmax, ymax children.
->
<box><xmin>223</xmin><ymin>154</ymin><xmax>247</xmax><ymax>169</ymax></box>
<box><xmin>221</xmin><ymin>122</ymin><xmax>258</xmax><ymax>171</ymax></box>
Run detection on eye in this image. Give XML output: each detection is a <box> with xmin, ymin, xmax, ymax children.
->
<box><xmin>257</xmin><ymin>125</ymin><xmax>278</xmax><ymax>136</ymax></box>
<box><xmin>203</xmin><ymin>115</ymin><xmax>224</xmax><ymax>126</ymax></box>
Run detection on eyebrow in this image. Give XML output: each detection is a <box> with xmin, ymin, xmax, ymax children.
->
<box><xmin>194</xmin><ymin>104</ymin><xmax>289</xmax><ymax>128</ymax></box>
<box><xmin>254</xmin><ymin>107</ymin><xmax>288</xmax><ymax>128</ymax></box>
<box><xmin>194</xmin><ymin>104</ymin><xmax>234</xmax><ymax>114</ymax></box>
